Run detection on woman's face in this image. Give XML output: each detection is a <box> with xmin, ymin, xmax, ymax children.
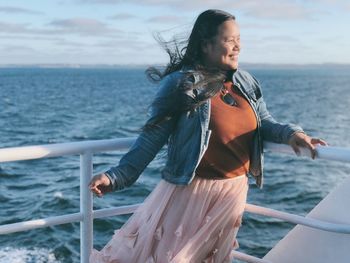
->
<box><xmin>202</xmin><ymin>19</ymin><xmax>241</xmax><ymax>71</ymax></box>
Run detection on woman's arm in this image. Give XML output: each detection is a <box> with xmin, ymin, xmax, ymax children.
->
<box><xmin>89</xmin><ymin>73</ymin><xmax>181</xmax><ymax>195</ymax></box>
<box><xmin>103</xmin><ymin>116</ymin><xmax>177</xmax><ymax>191</ymax></box>
<box><xmin>257</xmin><ymin>95</ymin><xmax>304</xmax><ymax>144</ymax></box>
<box><xmin>252</xmin><ymin>76</ymin><xmax>327</xmax><ymax>158</ymax></box>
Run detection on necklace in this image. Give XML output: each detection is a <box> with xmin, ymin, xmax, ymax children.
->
<box><xmin>220</xmin><ymin>83</ymin><xmax>238</xmax><ymax>107</ymax></box>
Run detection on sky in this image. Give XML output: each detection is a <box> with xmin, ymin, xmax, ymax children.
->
<box><xmin>0</xmin><ymin>0</ymin><xmax>350</xmax><ymax>65</ymax></box>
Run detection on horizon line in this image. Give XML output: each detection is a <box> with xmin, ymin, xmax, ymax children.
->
<box><xmin>1</xmin><ymin>62</ymin><xmax>350</xmax><ymax>69</ymax></box>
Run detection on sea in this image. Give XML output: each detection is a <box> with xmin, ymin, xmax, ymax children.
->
<box><xmin>0</xmin><ymin>66</ymin><xmax>350</xmax><ymax>263</ymax></box>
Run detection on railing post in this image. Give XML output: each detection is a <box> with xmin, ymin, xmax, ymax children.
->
<box><xmin>80</xmin><ymin>152</ymin><xmax>93</xmax><ymax>263</ymax></box>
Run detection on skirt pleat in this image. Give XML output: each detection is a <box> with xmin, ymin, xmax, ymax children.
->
<box><xmin>90</xmin><ymin>174</ymin><xmax>249</xmax><ymax>263</ymax></box>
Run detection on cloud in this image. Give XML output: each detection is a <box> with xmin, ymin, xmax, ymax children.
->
<box><xmin>48</xmin><ymin>18</ymin><xmax>121</xmax><ymax>36</ymax></box>
<box><xmin>314</xmin><ymin>0</ymin><xmax>350</xmax><ymax>8</ymax></box>
<box><xmin>260</xmin><ymin>35</ymin><xmax>301</xmax><ymax>43</ymax></box>
<box><xmin>0</xmin><ymin>21</ymin><xmax>65</xmax><ymax>36</ymax></box>
<box><xmin>0</xmin><ymin>18</ymin><xmax>123</xmax><ymax>38</ymax></box>
<box><xmin>95</xmin><ymin>39</ymin><xmax>151</xmax><ymax>50</ymax></box>
<box><xmin>78</xmin><ymin>0</ymin><xmax>123</xmax><ymax>3</ymax></box>
<box><xmin>75</xmin><ymin>0</ymin><xmax>350</xmax><ymax>22</ymax></box>
<box><xmin>108</xmin><ymin>13</ymin><xmax>137</xmax><ymax>20</ymax></box>
<box><xmin>317</xmin><ymin>0</ymin><xmax>350</xmax><ymax>10</ymax></box>
<box><xmin>77</xmin><ymin>0</ymin><xmax>207</xmax><ymax>10</ymax></box>
<box><xmin>0</xmin><ymin>22</ymin><xmax>34</xmax><ymax>34</ymax></box>
<box><xmin>54</xmin><ymin>39</ymin><xmax>92</xmax><ymax>47</ymax></box>
<box><xmin>0</xmin><ymin>6</ymin><xmax>43</xmax><ymax>15</ymax></box>
<box><xmin>146</xmin><ymin>15</ymin><xmax>187</xmax><ymax>24</ymax></box>
<box><xmin>1</xmin><ymin>45</ymin><xmax>37</xmax><ymax>53</ymax></box>
<box><xmin>0</xmin><ymin>21</ymin><xmax>63</xmax><ymax>35</ymax></box>
<box><xmin>240</xmin><ymin>22</ymin><xmax>276</xmax><ymax>30</ymax></box>
<box><xmin>0</xmin><ymin>35</ymin><xmax>63</xmax><ymax>41</ymax></box>
<box><xmin>241</xmin><ymin>1</ymin><xmax>313</xmax><ymax>20</ymax></box>
<box><xmin>76</xmin><ymin>0</ymin><xmax>323</xmax><ymax>20</ymax></box>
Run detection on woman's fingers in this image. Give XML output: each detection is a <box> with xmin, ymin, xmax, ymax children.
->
<box><xmin>291</xmin><ymin>138</ymin><xmax>315</xmax><ymax>159</ymax></box>
<box><xmin>303</xmin><ymin>140</ymin><xmax>316</xmax><ymax>159</ymax></box>
<box><xmin>289</xmin><ymin>133</ymin><xmax>329</xmax><ymax>159</ymax></box>
<box><xmin>89</xmin><ymin>179</ymin><xmax>103</xmax><ymax>197</ymax></box>
<box><xmin>311</xmin><ymin>138</ymin><xmax>328</xmax><ymax>146</ymax></box>
<box><xmin>89</xmin><ymin>173</ymin><xmax>111</xmax><ymax>197</ymax></box>
<box><xmin>291</xmin><ymin>143</ymin><xmax>301</xmax><ymax>157</ymax></box>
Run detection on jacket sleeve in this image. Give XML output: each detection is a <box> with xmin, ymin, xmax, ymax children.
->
<box><xmin>105</xmin><ymin>74</ymin><xmax>180</xmax><ymax>191</ymax></box>
<box><xmin>252</xmin><ymin>75</ymin><xmax>304</xmax><ymax>144</ymax></box>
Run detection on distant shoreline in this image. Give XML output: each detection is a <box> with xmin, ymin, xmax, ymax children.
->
<box><xmin>1</xmin><ymin>63</ymin><xmax>350</xmax><ymax>70</ymax></box>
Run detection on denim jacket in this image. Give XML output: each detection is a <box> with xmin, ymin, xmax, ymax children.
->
<box><xmin>105</xmin><ymin>68</ymin><xmax>304</xmax><ymax>190</ymax></box>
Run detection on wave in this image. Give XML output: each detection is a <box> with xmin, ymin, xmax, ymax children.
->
<box><xmin>0</xmin><ymin>247</ymin><xmax>61</xmax><ymax>263</ymax></box>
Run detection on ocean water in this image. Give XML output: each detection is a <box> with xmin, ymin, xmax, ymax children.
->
<box><xmin>0</xmin><ymin>66</ymin><xmax>350</xmax><ymax>262</ymax></box>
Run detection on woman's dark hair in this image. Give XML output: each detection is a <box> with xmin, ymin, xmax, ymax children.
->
<box><xmin>144</xmin><ymin>9</ymin><xmax>236</xmax><ymax>130</ymax></box>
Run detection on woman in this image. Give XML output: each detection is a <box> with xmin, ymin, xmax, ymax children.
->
<box><xmin>89</xmin><ymin>9</ymin><xmax>326</xmax><ymax>263</ymax></box>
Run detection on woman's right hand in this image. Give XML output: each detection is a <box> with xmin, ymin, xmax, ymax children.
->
<box><xmin>89</xmin><ymin>173</ymin><xmax>112</xmax><ymax>197</ymax></box>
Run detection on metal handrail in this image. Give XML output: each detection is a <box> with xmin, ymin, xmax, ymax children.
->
<box><xmin>264</xmin><ymin>142</ymin><xmax>350</xmax><ymax>162</ymax></box>
<box><xmin>0</xmin><ymin>138</ymin><xmax>136</xmax><ymax>163</ymax></box>
<box><xmin>1</xmin><ymin>138</ymin><xmax>350</xmax><ymax>263</ymax></box>
<box><xmin>3</xmin><ymin>200</ymin><xmax>350</xmax><ymax>235</ymax></box>
<box><xmin>1</xmin><ymin>138</ymin><xmax>350</xmax><ymax>163</ymax></box>
<box><xmin>245</xmin><ymin>204</ymin><xmax>350</xmax><ymax>234</ymax></box>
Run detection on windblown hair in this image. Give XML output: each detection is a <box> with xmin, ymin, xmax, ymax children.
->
<box><xmin>144</xmin><ymin>9</ymin><xmax>236</xmax><ymax>130</ymax></box>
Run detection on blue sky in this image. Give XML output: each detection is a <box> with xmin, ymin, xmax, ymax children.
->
<box><xmin>1</xmin><ymin>0</ymin><xmax>349</xmax><ymax>65</ymax></box>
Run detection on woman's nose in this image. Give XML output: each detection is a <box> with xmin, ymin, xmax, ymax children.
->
<box><xmin>232</xmin><ymin>39</ymin><xmax>240</xmax><ymax>49</ymax></box>
<box><xmin>233</xmin><ymin>41</ymin><xmax>240</xmax><ymax>50</ymax></box>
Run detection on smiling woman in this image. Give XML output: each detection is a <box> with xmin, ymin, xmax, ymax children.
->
<box><xmin>89</xmin><ymin>9</ymin><xmax>326</xmax><ymax>263</ymax></box>
<box><xmin>201</xmin><ymin>19</ymin><xmax>241</xmax><ymax>70</ymax></box>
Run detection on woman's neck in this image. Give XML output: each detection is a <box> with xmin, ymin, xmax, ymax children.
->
<box><xmin>224</xmin><ymin>69</ymin><xmax>237</xmax><ymax>82</ymax></box>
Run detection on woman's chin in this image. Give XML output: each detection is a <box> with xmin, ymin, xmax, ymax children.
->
<box><xmin>222</xmin><ymin>63</ymin><xmax>238</xmax><ymax>71</ymax></box>
<box><xmin>231</xmin><ymin>61</ymin><xmax>239</xmax><ymax>69</ymax></box>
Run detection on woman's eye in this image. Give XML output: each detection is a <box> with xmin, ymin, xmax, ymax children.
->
<box><xmin>226</xmin><ymin>38</ymin><xmax>239</xmax><ymax>43</ymax></box>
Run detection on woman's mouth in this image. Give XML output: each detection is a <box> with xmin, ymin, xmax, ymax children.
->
<box><xmin>229</xmin><ymin>53</ymin><xmax>239</xmax><ymax>60</ymax></box>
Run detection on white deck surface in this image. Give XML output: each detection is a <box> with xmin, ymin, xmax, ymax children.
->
<box><xmin>263</xmin><ymin>175</ymin><xmax>350</xmax><ymax>263</ymax></box>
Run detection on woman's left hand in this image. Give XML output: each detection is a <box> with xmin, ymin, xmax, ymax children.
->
<box><xmin>288</xmin><ymin>132</ymin><xmax>328</xmax><ymax>159</ymax></box>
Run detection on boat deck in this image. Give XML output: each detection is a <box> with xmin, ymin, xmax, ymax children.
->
<box><xmin>264</xmin><ymin>174</ymin><xmax>350</xmax><ymax>262</ymax></box>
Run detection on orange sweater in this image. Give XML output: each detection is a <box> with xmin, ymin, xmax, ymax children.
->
<box><xmin>195</xmin><ymin>81</ymin><xmax>257</xmax><ymax>179</ymax></box>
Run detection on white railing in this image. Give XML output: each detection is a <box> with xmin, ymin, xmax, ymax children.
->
<box><xmin>0</xmin><ymin>139</ymin><xmax>350</xmax><ymax>263</ymax></box>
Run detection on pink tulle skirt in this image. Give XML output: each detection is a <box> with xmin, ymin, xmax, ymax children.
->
<box><xmin>90</xmin><ymin>174</ymin><xmax>249</xmax><ymax>263</ymax></box>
